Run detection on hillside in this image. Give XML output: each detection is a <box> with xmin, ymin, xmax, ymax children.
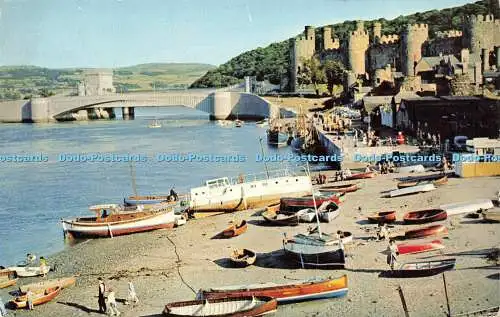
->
<box><xmin>0</xmin><ymin>63</ymin><xmax>215</xmax><ymax>100</ymax></box>
<box><xmin>190</xmin><ymin>0</ymin><xmax>491</xmax><ymax>89</ymax></box>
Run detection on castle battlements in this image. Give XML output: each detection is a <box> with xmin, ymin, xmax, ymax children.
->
<box><xmin>467</xmin><ymin>14</ymin><xmax>497</xmax><ymax>23</ymax></box>
<box><xmin>378</xmin><ymin>34</ymin><xmax>400</xmax><ymax>44</ymax></box>
<box><xmin>405</xmin><ymin>23</ymin><xmax>429</xmax><ymax>33</ymax></box>
<box><xmin>435</xmin><ymin>30</ymin><xmax>463</xmax><ymax>38</ymax></box>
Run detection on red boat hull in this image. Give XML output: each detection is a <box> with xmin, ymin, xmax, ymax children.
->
<box><xmin>346</xmin><ymin>171</ymin><xmax>375</xmax><ymax>180</ymax></box>
<box><xmin>397</xmin><ymin>239</ymin><xmax>444</xmax><ymax>255</ymax></box>
<box><xmin>403</xmin><ymin>209</ymin><xmax>447</xmax><ymax>224</ymax></box>
<box><xmin>368</xmin><ymin>211</ymin><xmax>396</xmax><ymax>224</ymax></box>
<box><xmin>404</xmin><ymin>225</ymin><xmax>448</xmax><ymax>239</ymax></box>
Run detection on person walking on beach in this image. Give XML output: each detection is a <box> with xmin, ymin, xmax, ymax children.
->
<box><xmin>387</xmin><ymin>239</ymin><xmax>399</xmax><ymax>271</ymax></box>
<box><xmin>125</xmin><ymin>280</ymin><xmax>139</xmax><ymax>305</ymax></box>
<box><xmin>107</xmin><ymin>288</ymin><xmax>120</xmax><ymax>316</ymax></box>
<box><xmin>26</xmin><ymin>289</ymin><xmax>34</xmax><ymax>311</ymax></box>
<box><xmin>98</xmin><ymin>278</ymin><xmax>107</xmax><ymax>314</ymax></box>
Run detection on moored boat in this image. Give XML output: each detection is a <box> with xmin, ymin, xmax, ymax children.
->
<box><xmin>319</xmin><ymin>183</ymin><xmax>358</xmax><ymax>193</ymax></box>
<box><xmin>283</xmin><ymin>238</ymin><xmax>345</xmax><ymax>269</ymax></box>
<box><xmin>0</xmin><ymin>276</ymin><xmax>17</xmax><ymax>289</ymax></box>
<box><xmin>221</xmin><ymin>220</ymin><xmax>247</xmax><ymax>238</ymax></box>
<box><xmin>163</xmin><ymin>296</ymin><xmax>277</xmax><ymax>317</ymax></box>
<box><xmin>390</xmin><ymin>184</ymin><xmax>436</xmax><ymax>198</ymax></box>
<box><xmin>267</xmin><ymin>129</ymin><xmax>288</xmax><ymax>146</ymax></box>
<box><xmin>61</xmin><ymin>203</ymin><xmax>176</xmax><ymax>239</ymax></box>
<box><xmin>345</xmin><ymin>171</ymin><xmax>376</xmax><ymax>180</ymax></box>
<box><xmin>440</xmin><ymin>199</ymin><xmax>494</xmax><ymax>216</ymax></box>
<box><xmin>317</xmin><ymin>202</ymin><xmax>340</xmax><ymax>223</ymax></box>
<box><xmin>403</xmin><ymin>224</ymin><xmax>448</xmax><ymax>239</ymax></box>
<box><xmin>482</xmin><ymin>209</ymin><xmax>500</xmax><ymax>222</ymax></box>
<box><xmin>19</xmin><ymin>276</ymin><xmax>76</xmax><ymax>294</ymax></box>
<box><xmin>198</xmin><ymin>275</ymin><xmax>348</xmax><ymax>303</ymax></box>
<box><xmin>9</xmin><ymin>266</ymin><xmax>50</xmax><ymax>278</ymax></box>
<box><xmin>397</xmin><ymin>175</ymin><xmax>448</xmax><ymax>189</ymax></box>
<box><xmin>367</xmin><ymin>211</ymin><xmax>396</xmax><ymax>224</ymax></box>
<box><xmin>11</xmin><ymin>286</ymin><xmax>61</xmax><ymax>309</ymax></box>
<box><xmin>234</xmin><ymin>119</ymin><xmax>244</xmax><ymax>128</ymax></box>
<box><xmin>293</xmin><ymin>231</ymin><xmax>353</xmax><ymax>246</ymax></box>
<box><xmin>229</xmin><ymin>249</ymin><xmax>256</xmax><ymax>267</ymax></box>
<box><xmin>403</xmin><ymin>209</ymin><xmax>447</xmax><ymax>224</ymax></box>
<box><xmin>280</xmin><ymin>194</ymin><xmax>341</xmax><ymax>214</ymax></box>
<box><xmin>396</xmin><ymin>240</ymin><xmax>445</xmax><ymax>255</ymax></box>
<box><xmin>390</xmin><ymin>259</ymin><xmax>456</xmax><ymax>278</ymax></box>
<box><xmin>262</xmin><ymin>210</ymin><xmax>301</xmax><ymax>226</ymax></box>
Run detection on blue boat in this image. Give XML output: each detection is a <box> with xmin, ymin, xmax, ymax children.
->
<box><xmin>267</xmin><ymin>129</ymin><xmax>288</xmax><ymax>146</ymax></box>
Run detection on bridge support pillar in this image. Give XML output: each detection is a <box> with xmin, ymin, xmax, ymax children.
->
<box><xmin>122</xmin><ymin>107</ymin><xmax>135</xmax><ymax>120</ymax></box>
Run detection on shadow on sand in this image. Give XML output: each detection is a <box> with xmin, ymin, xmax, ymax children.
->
<box><xmin>57</xmin><ymin>301</ymin><xmax>100</xmax><ymax>314</ymax></box>
<box><xmin>213</xmin><ymin>258</ymin><xmax>246</xmax><ymax>269</ymax></box>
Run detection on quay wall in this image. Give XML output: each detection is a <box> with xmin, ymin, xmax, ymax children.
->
<box><xmin>455</xmin><ymin>161</ymin><xmax>500</xmax><ymax>177</ymax></box>
<box><xmin>0</xmin><ymin>99</ymin><xmax>30</xmax><ymax>122</ymax></box>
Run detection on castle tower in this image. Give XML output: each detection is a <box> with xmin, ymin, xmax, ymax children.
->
<box><xmin>463</xmin><ymin>14</ymin><xmax>500</xmax><ymax>59</ymax></box>
<box><xmin>401</xmin><ymin>24</ymin><xmax>429</xmax><ymax>76</ymax></box>
<box><xmin>348</xmin><ymin>21</ymin><xmax>369</xmax><ymax>76</ymax></box>
<box><xmin>372</xmin><ymin>22</ymin><xmax>382</xmax><ymax>44</ymax></box>
<box><xmin>290</xmin><ymin>26</ymin><xmax>316</xmax><ymax>91</ymax></box>
<box><xmin>322</xmin><ymin>26</ymin><xmax>340</xmax><ymax>50</ymax></box>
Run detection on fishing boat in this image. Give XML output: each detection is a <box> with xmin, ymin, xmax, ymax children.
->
<box><xmin>403</xmin><ymin>224</ymin><xmax>448</xmax><ymax>239</ymax></box>
<box><xmin>188</xmin><ymin>169</ymin><xmax>312</xmax><ymax>213</ymax></box>
<box><xmin>283</xmin><ymin>238</ymin><xmax>345</xmax><ymax>269</ymax></box>
<box><xmin>267</xmin><ymin>129</ymin><xmax>288</xmax><ymax>146</ymax></box>
<box><xmin>229</xmin><ymin>249</ymin><xmax>256</xmax><ymax>267</ymax></box>
<box><xmin>389</xmin><ymin>183</ymin><xmax>436</xmax><ymax>198</ymax></box>
<box><xmin>221</xmin><ymin>220</ymin><xmax>248</xmax><ymax>238</ymax></box>
<box><xmin>10</xmin><ymin>286</ymin><xmax>61</xmax><ymax>309</ymax></box>
<box><xmin>0</xmin><ymin>276</ymin><xmax>17</xmax><ymax>289</ymax></box>
<box><xmin>482</xmin><ymin>209</ymin><xmax>500</xmax><ymax>222</ymax></box>
<box><xmin>440</xmin><ymin>199</ymin><xmax>494</xmax><ymax>216</ymax></box>
<box><xmin>390</xmin><ymin>259</ymin><xmax>456</xmax><ymax>278</ymax></box>
<box><xmin>367</xmin><ymin>211</ymin><xmax>396</xmax><ymax>224</ymax></box>
<box><xmin>317</xmin><ymin>201</ymin><xmax>340</xmax><ymax>223</ymax></box>
<box><xmin>262</xmin><ymin>210</ymin><xmax>301</xmax><ymax>226</ymax></box>
<box><xmin>9</xmin><ymin>266</ymin><xmax>50</xmax><ymax>278</ymax></box>
<box><xmin>163</xmin><ymin>296</ymin><xmax>277</xmax><ymax>317</ymax></box>
<box><xmin>148</xmin><ymin>119</ymin><xmax>162</xmax><ymax>128</ymax></box>
<box><xmin>61</xmin><ymin>203</ymin><xmax>176</xmax><ymax>239</ymax></box>
<box><xmin>396</xmin><ymin>240</ymin><xmax>445</xmax><ymax>255</ymax></box>
<box><xmin>319</xmin><ymin>183</ymin><xmax>358</xmax><ymax>193</ymax></box>
<box><xmin>345</xmin><ymin>171</ymin><xmax>376</xmax><ymax>180</ymax></box>
<box><xmin>403</xmin><ymin>209</ymin><xmax>447</xmax><ymax>224</ymax></box>
<box><xmin>124</xmin><ymin>195</ymin><xmax>177</xmax><ymax>206</ymax></box>
<box><xmin>290</xmin><ymin>135</ymin><xmax>305</xmax><ymax>152</ymax></box>
<box><xmin>198</xmin><ymin>275</ymin><xmax>348</xmax><ymax>303</ymax></box>
<box><xmin>280</xmin><ymin>194</ymin><xmax>341</xmax><ymax>214</ymax></box>
<box><xmin>19</xmin><ymin>276</ymin><xmax>76</xmax><ymax>294</ymax></box>
<box><xmin>397</xmin><ymin>175</ymin><xmax>448</xmax><ymax>189</ymax></box>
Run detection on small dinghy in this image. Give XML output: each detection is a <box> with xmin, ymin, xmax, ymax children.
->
<box><xmin>319</xmin><ymin>183</ymin><xmax>358</xmax><ymax>193</ymax></box>
<box><xmin>264</xmin><ymin>202</ymin><xmax>281</xmax><ymax>214</ymax></box>
<box><xmin>11</xmin><ymin>286</ymin><xmax>61</xmax><ymax>309</ymax></box>
<box><xmin>440</xmin><ymin>199</ymin><xmax>494</xmax><ymax>216</ymax></box>
<box><xmin>163</xmin><ymin>296</ymin><xmax>277</xmax><ymax>316</ymax></box>
<box><xmin>317</xmin><ymin>201</ymin><xmax>340</xmax><ymax>223</ymax></box>
<box><xmin>280</xmin><ymin>194</ymin><xmax>341</xmax><ymax>214</ymax></box>
<box><xmin>229</xmin><ymin>249</ymin><xmax>257</xmax><ymax>267</ymax></box>
<box><xmin>221</xmin><ymin>220</ymin><xmax>247</xmax><ymax>238</ymax></box>
<box><xmin>345</xmin><ymin>171</ymin><xmax>375</xmax><ymax>180</ymax></box>
<box><xmin>0</xmin><ymin>276</ymin><xmax>17</xmax><ymax>289</ymax></box>
<box><xmin>262</xmin><ymin>210</ymin><xmax>302</xmax><ymax>226</ymax></box>
<box><xmin>293</xmin><ymin>231</ymin><xmax>353</xmax><ymax>246</ymax></box>
<box><xmin>9</xmin><ymin>266</ymin><xmax>50</xmax><ymax>278</ymax></box>
<box><xmin>390</xmin><ymin>259</ymin><xmax>456</xmax><ymax>278</ymax></box>
<box><xmin>283</xmin><ymin>238</ymin><xmax>345</xmax><ymax>269</ymax></box>
<box><xmin>403</xmin><ymin>224</ymin><xmax>448</xmax><ymax>239</ymax></box>
<box><xmin>198</xmin><ymin>275</ymin><xmax>348</xmax><ymax>303</ymax></box>
<box><xmin>390</xmin><ymin>184</ymin><xmax>436</xmax><ymax>198</ymax></box>
<box><xmin>297</xmin><ymin>208</ymin><xmax>316</xmax><ymax>222</ymax></box>
<box><xmin>19</xmin><ymin>276</ymin><xmax>76</xmax><ymax>294</ymax></box>
<box><xmin>397</xmin><ymin>175</ymin><xmax>448</xmax><ymax>189</ymax></box>
<box><xmin>367</xmin><ymin>211</ymin><xmax>396</xmax><ymax>224</ymax></box>
<box><xmin>403</xmin><ymin>209</ymin><xmax>447</xmax><ymax>224</ymax></box>
<box><xmin>396</xmin><ymin>240</ymin><xmax>445</xmax><ymax>255</ymax></box>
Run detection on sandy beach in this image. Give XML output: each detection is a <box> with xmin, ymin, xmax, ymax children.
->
<box><xmin>2</xmin><ymin>172</ymin><xmax>499</xmax><ymax>317</ymax></box>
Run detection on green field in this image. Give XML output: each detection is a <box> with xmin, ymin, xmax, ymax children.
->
<box><xmin>0</xmin><ymin>63</ymin><xmax>216</xmax><ymax>100</ymax></box>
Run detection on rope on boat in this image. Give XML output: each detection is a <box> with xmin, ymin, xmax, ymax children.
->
<box><xmin>166</xmin><ymin>235</ymin><xmax>196</xmax><ymax>295</ymax></box>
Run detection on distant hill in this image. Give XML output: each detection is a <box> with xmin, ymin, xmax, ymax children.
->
<box><xmin>0</xmin><ymin>63</ymin><xmax>216</xmax><ymax>100</ymax></box>
<box><xmin>190</xmin><ymin>0</ymin><xmax>491</xmax><ymax>89</ymax></box>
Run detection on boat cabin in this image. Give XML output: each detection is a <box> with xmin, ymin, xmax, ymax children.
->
<box><xmin>205</xmin><ymin>177</ymin><xmax>231</xmax><ymax>188</ymax></box>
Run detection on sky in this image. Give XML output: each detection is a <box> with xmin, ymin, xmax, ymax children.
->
<box><xmin>0</xmin><ymin>0</ymin><xmax>477</xmax><ymax>68</ymax></box>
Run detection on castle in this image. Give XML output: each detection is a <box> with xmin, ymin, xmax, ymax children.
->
<box><xmin>289</xmin><ymin>8</ymin><xmax>500</xmax><ymax>94</ymax></box>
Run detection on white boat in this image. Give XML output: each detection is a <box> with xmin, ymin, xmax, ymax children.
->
<box><xmin>189</xmin><ymin>169</ymin><xmax>312</xmax><ymax>212</ymax></box>
<box><xmin>61</xmin><ymin>203</ymin><xmax>176</xmax><ymax>238</ymax></box>
<box><xmin>234</xmin><ymin>119</ymin><xmax>243</xmax><ymax>128</ymax></box>
<box><xmin>148</xmin><ymin>119</ymin><xmax>162</xmax><ymax>128</ymax></box>
<box><xmin>293</xmin><ymin>231</ymin><xmax>353</xmax><ymax>246</ymax></box>
<box><xmin>397</xmin><ymin>165</ymin><xmax>425</xmax><ymax>173</ymax></box>
<box><xmin>440</xmin><ymin>199</ymin><xmax>494</xmax><ymax>216</ymax></box>
<box><xmin>317</xmin><ymin>201</ymin><xmax>340</xmax><ymax>223</ymax></box>
<box><xmin>297</xmin><ymin>208</ymin><xmax>316</xmax><ymax>222</ymax></box>
<box><xmin>390</xmin><ymin>184</ymin><xmax>436</xmax><ymax>198</ymax></box>
<box><xmin>9</xmin><ymin>266</ymin><xmax>50</xmax><ymax>277</ymax></box>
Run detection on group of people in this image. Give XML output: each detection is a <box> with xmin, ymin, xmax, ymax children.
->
<box><xmin>98</xmin><ymin>278</ymin><xmax>139</xmax><ymax>316</ymax></box>
<box><xmin>25</xmin><ymin>253</ymin><xmax>48</xmax><ymax>277</ymax></box>
<box><xmin>377</xmin><ymin>160</ymin><xmax>395</xmax><ymax>174</ymax></box>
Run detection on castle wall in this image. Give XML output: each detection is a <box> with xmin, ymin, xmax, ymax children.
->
<box><xmin>426</xmin><ymin>37</ymin><xmax>463</xmax><ymax>56</ymax></box>
<box><xmin>368</xmin><ymin>44</ymin><xmax>400</xmax><ymax>73</ymax></box>
<box><xmin>322</xmin><ymin>26</ymin><xmax>340</xmax><ymax>50</ymax></box>
<box><xmin>463</xmin><ymin>14</ymin><xmax>500</xmax><ymax>58</ymax></box>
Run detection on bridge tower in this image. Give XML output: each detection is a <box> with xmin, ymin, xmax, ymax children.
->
<box><xmin>348</xmin><ymin>21</ymin><xmax>369</xmax><ymax>76</ymax></box>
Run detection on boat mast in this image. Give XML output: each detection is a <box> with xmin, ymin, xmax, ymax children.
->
<box><xmin>129</xmin><ymin>162</ymin><xmax>138</xmax><ymax>197</ymax></box>
<box><xmin>306</xmin><ymin>161</ymin><xmax>322</xmax><ymax>238</ymax></box>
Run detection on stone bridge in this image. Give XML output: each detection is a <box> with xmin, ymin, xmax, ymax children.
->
<box><xmin>0</xmin><ymin>90</ymin><xmax>279</xmax><ymax>123</ymax></box>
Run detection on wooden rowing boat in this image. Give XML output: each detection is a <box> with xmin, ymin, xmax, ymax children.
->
<box><xmin>19</xmin><ymin>276</ymin><xmax>76</xmax><ymax>294</ymax></box>
<box><xmin>319</xmin><ymin>183</ymin><xmax>358</xmax><ymax>193</ymax></box>
<box><xmin>293</xmin><ymin>231</ymin><xmax>353</xmax><ymax>246</ymax></box>
<box><xmin>163</xmin><ymin>296</ymin><xmax>278</xmax><ymax>316</ymax></box>
<box><xmin>264</xmin><ymin>202</ymin><xmax>281</xmax><ymax>214</ymax></box>
<box><xmin>0</xmin><ymin>268</ymin><xmax>16</xmax><ymax>278</ymax></box>
<box><xmin>367</xmin><ymin>211</ymin><xmax>396</xmax><ymax>224</ymax></box>
<box><xmin>262</xmin><ymin>210</ymin><xmax>300</xmax><ymax>226</ymax></box>
<box><xmin>198</xmin><ymin>275</ymin><xmax>348</xmax><ymax>303</ymax></box>
<box><xmin>317</xmin><ymin>201</ymin><xmax>340</xmax><ymax>223</ymax></box>
<box><xmin>11</xmin><ymin>286</ymin><xmax>61</xmax><ymax>309</ymax></box>
<box><xmin>0</xmin><ymin>276</ymin><xmax>17</xmax><ymax>289</ymax></box>
<box><xmin>9</xmin><ymin>266</ymin><xmax>50</xmax><ymax>278</ymax></box>
<box><xmin>230</xmin><ymin>249</ymin><xmax>256</xmax><ymax>267</ymax></box>
<box><xmin>440</xmin><ymin>199</ymin><xmax>494</xmax><ymax>216</ymax></box>
<box><xmin>397</xmin><ymin>175</ymin><xmax>448</xmax><ymax>189</ymax></box>
<box><xmin>390</xmin><ymin>184</ymin><xmax>436</xmax><ymax>197</ymax></box>
<box><xmin>403</xmin><ymin>224</ymin><xmax>448</xmax><ymax>239</ymax></box>
<box><xmin>396</xmin><ymin>239</ymin><xmax>445</xmax><ymax>255</ymax></box>
<box><xmin>403</xmin><ymin>209</ymin><xmax>447</xmax><ymax>224</ymax></box>
<box><xmin>221</xmin><ymin>220</ymin><xmax>247</xmax><ymax>238</ymax></box>
<box><xmin>280</xmin><ymin>194</ymin><xmax>341</xmax><ymax>214</ymax></box>
<box><xmin>390</xmin><ymin>259</ymin><xmax>456</xmax><ymax>278</ymax></box>
<box><xmin>345</xmin><ymin>171</ymin><xmax>375</xmax><ymax>180</ymax></box>
<box><xmin>297</xmin><ymin>209</ymin><xmax>316</xmax><ymax>222</ymax></box>
<box><xmin>283</xmin><ymin>238</ymin><xmax>345</xmax><ymax>269</ymax></box>
<box><xmin>483</xmin><ymin>209</ymin><xmax>500</xmax><ymax>222</ymax></box>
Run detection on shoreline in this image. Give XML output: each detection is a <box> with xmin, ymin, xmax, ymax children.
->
<box><xmin>2</xmin><ymin>172</ymin><xmax>499</xmax><ymax>316</ymax></box>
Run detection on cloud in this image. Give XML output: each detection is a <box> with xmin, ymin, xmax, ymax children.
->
<box><xmin>245</xmin><ymin>3</ymin><xmax>252</xmax><ymax>23</ymax></box>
